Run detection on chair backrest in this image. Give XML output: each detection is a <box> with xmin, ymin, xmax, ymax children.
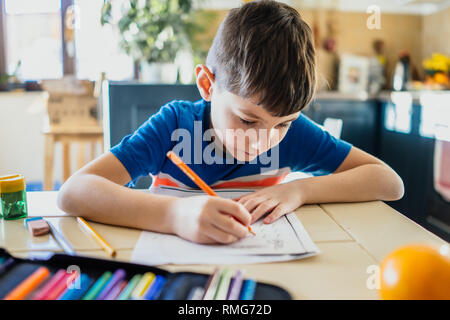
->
<box><xmin>42</xmin><ymin>77</ymin><xmax>98</xmax><ymax>128</ymax></box>
<box><xmin>102</xmin><ymin>81</ymin><xmax>201</xmax><ymax>188</ymax></box>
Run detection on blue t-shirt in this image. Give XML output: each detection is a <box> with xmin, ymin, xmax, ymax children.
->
<box><xmin>110</xmin><ymin>99</ymin><xmax>352</xmax><ymax>189</ymax></box>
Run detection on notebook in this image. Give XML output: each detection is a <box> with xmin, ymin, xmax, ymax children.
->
<box><xmin>131</xmin><ymin>186</ymin><xmax>320</xmax><ymax>265</ymax></box>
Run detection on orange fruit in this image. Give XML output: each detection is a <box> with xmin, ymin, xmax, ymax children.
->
<box><xmin>434</xmin><ymin>72</ymin><xmax>449</xmax><ymax>85</ymax></box>
<box><xmin>379</xmin><ymin>244</ymin><xmax>450</xmax><ymax>300</ymax></box>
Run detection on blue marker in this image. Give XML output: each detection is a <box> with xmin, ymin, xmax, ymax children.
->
<box><xmin>143</xmin><ymin>275</ymin><xmax>166</xmax><ymax>300</ymax></box>
<box><xmin>0</xmin><ymin>258</ymin><xmax>15</xmax><ymax>276</ymax></box>
<box><xmin>239</xmin><ymin>279</ymin><xmax>257</xmax><ymax>300</ymax></box>
<box><xmin>59</xmin><ymin>274</ymin><xmax>92</xmax><ymax>300</ymax></box>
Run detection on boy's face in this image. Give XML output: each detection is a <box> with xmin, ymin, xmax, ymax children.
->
<box><xmin>210</xmin><ymin>89</ymin><xmax>300</xmax><ymax>162</ymax></box>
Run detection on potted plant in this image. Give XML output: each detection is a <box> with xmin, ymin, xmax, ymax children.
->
<box><xmin>423</xmin><ymin>53</ymin><xmax>450</xmax><ymax>89</ymax></box>
<box><xmin>101</xmin><ymin>0</ymin><xmax>205</xmax><ymax>83</ymax></box>
<box><xmin>0</xmin><ymin>61</ymin><xmax>23</xmax><ymax>91</ymax></box>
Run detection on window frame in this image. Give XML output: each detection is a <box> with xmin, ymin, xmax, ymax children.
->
<box><xmin>0</xmin><ymin>0</ymin><xmax>137</xmax><ymax>80</ymax></box>
<box><xmin>0</xmin><ymin>0</ymin><xmax>7</xmax><ymax>76</ymax></box>
<box><xmin>0</xmin><ymin>0</ymin><xmax>74</xmax><ymax>79</ymax></box>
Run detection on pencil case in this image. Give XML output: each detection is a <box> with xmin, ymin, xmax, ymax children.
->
<box><xmin>0</xmin><ymin>248</ymin><xmax>291</xmax><ymax>300</ymax></box>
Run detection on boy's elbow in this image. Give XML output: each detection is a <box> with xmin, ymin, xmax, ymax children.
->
<box><xmin>57</xmin><ymin>180</ymin><xmax>77</xmax><ymax>216</ymax></box>
<box><xmin>382</xmin><ymin>170</ymin><xmax>405</xmax><ymax>201</ymax></box>
<box><xmin>390</xmin><ymin>179</ymin><xmax>405</xmax><ymax>201</ymax></box>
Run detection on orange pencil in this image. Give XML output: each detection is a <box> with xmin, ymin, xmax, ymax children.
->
<box><xmin>166</xmin><ymin>151</ymin><xmax>255</xmax><ymax>236</ymax></box>
<box><xmin>77</xmin><ymin>217</ymin><xmax>116</xmax><ymax>257</ymax></box>
<box><xmin>4</xmin><ymin>266</ymin><xmax>50</xmax><ymax>300</ymax></box>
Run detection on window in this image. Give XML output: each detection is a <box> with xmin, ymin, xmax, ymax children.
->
<box><xmin>5</xmin><ymin>0</ymin><xmax>63</xmax><ymax>80</ymax></box>
<box><xmin>74</xmin><ymin>0</ymin><xmax>134</xmax><ymax>81</ymax></box>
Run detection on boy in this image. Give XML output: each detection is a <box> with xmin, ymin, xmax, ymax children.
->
<box><xmin>58</xmin><ymin>0</ymin><xmax>403</xmax><ymax>245</ymax></box>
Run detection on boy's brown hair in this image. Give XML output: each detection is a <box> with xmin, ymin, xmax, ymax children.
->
<box><xmin>206</xmin><ymin>0</ymin><xmax>316</xmax><ymax>116</ymax></box>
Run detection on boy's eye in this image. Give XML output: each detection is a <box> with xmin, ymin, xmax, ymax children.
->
<box><xmin>276</xmin><ymin>122</ymin><xmax>291</xmax><ymax>128</ymax></box>
<box><xmin>239</xmin><ymin>118</ymin><xmax>256</xmax><ymax>126</ymax></box>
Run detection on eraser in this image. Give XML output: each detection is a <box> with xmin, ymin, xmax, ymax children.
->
<box><xmin>27</xmin><ymin>219</ymin><xmax>50</xmax><ymax>236</ymax></box>
<box><xmin>24</xmin><ymin>217</ymin><xmax>43</xmax><ymax>228</ymax></box>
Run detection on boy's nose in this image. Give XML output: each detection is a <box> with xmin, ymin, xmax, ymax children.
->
<box><xmin>249</xmin><ymin>129</ymin><xmax>276</xmax><ymax>152</ymax></box>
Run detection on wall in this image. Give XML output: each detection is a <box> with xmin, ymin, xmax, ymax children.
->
<box><xmin>0</xmin><ymin>92</ymin><xmax>101</xmax><ymax>190</ymax></box>
<box><xmin>198</xmin><ymin>7</ymin><xmax>440</xmax><ymax>88</ymax></box>
<box><xmin>301</xmin><ymin>10</ymin><xmax>423</xmax><ymax>87</ymax></box>
<box><xmin>422</xmin><ymin>6</ymin><xmax>450</xmax><ymax>61</ymax></box>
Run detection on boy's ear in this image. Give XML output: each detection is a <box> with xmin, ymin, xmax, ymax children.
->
<box><xmin>195</xmin><ymin>64</ymin><xmax>215</xmax><ymax>101</ymax></box>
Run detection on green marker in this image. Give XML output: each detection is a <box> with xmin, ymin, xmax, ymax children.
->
<box><xmin>214</xmin><ymin>268</ymin><xmax>233</xmax><ymax>300</ymax></box>
<box><xmin>117</xmin><ymin>274</ymin><xmax>142</xmax><ymax>300</ymax></box>
<box><xmin>82</xmin><ymin>271</ymin><xmax>112</xmax><ymax>300</ymax></box>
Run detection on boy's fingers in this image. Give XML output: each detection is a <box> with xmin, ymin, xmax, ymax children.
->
<box><xmin>263</xmin><ymin>205</ymin><xmax>287</xmax><ymax>224</ymax></box>
<box><xmin>204</xmin><ymin>223</ymin><xmax>239</xmax><ymax>244</ymax></box>
<box><xmin>232</xmin><ymin>195</ymin><xmax>243</xmax><ymax>201</ymax></box>
<box><xmin>216</xmin><ymin>198</ymin><xmax>251</xmax><ymax>226</ymax></box>
<box><xmin>235</xmin><ymin>190</ymin><xmax>258</xmax><ymax>202</ymax></box>
<box><xmin>211</xmin><ymin>213</ymin><xmax>248</xmax><ymax>238</ymax></box>
<box><xmin>196</xmin><ymin>233</ymin><xmax>219</xmax><ymax>245</ymax></box>
<box><xmin>240</xmin><ymin>197</ymin><xmax>264</xmax><ymax>213</ymax></box>
<box><xmin>250</xmin><ymin>200</ymin><xmax>278</xmax><ymax>223</ymax></box>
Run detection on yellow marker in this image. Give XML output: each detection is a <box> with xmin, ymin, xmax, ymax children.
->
<box><xmin>131</xmin><ymin>272</ymin><xmax>155</xmax><ymax>299</ymax></box>
<box><xmin>77</xmin><ymin>217</ymin><xmax>116</xmax><ymax>257</ymax></box>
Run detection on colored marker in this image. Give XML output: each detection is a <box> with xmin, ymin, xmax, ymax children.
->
<box><xmin>82</xmin><ymin>271</ymin><xmax>112</xmax><ymax>300</ymax></box>
<box><xmin>131</xmin><ymin>272</ymin><xmax>155</xmax><ymax>299</ymax></box>
<box><xmin>143</xmin><ymin>275</ymin><xmax>166</xmax><ymax>300</ymax></box>
<box><xmin>214</xmin><ymin>268</ymin><xmax>233</xmax><ymax>300</ymax></box>
<box><xmin>187</xmin><ymin>286</ymin><xmax>205</xmax><ymax>300</ymax></box>
<box><xmin>44</xmin><ymin>271</ymin><xmax>78</xmax><ymax>300</ymax></box>
<box><xmin>239</xmin><ymin>279</ymin><xmax>257</xmax><ymax>300</ymax></box>
<box><xmin>117</xmin><ymin>274</ymin><xmax>142</xmax><ymax>300</ymax></box>
<box><xmin>96</xmin><ymin>269</ymin><xmax>126</xmax><ymax>300</ymax></box>
<box><xmin>227</xmin><ymin>270</ymin><xmax>244</xmax><ymax>300</ymax></box>
<box><xmin>32</xmin><ymin>269</ymin><xmax>67</xmax><ymax>300</ymax></box>
<box><xmin>202</xmin><ymin>268</ymin><xmax>222</xmax><ymax>300</ymax></box>
<box><xmin>167</xmin><ymin>151</ymin><xmax>255</xmax><ymax>236</ymax></box>
<box><xmin>4</xmin><ymin>267</ymin><xmax>50</xmax><ymax>300</ymax></box>
<box><xmin>0</xmin><ymin>257</ymin><xmax>15</xmax><ymax>276</ymax></box>
<box><xmin>104</xmin><ymin>280</ymin><xmax>128</xmax><ymax>300</ymax></box>
<box><xmin>59</xmin><ymin>274</ymin><xmax>92</xmax><ymax>300</ymax></box>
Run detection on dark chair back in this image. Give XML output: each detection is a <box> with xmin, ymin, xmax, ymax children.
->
<box><xmin>102</xmin><ymin>81</ymin><xmax>201</xmax><ymax>188</ymax></box>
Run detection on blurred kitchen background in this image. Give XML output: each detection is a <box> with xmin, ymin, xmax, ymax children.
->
<box><xmin>0</xmin><ymin>0</ymin><xmax>449</xmax><ymax>240</ymax></box>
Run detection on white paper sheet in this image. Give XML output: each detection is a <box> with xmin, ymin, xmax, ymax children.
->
<box><xmin>131</xmin><ymin>186</ymin><xmax>320</xmax><ymax>265</ymax></box>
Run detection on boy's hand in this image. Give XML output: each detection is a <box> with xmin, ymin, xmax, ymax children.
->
<box><xmin>170</xmin><ymin>196</ymin><xmax>251</xmax><ymax>244</ymax></box>
<box><xmin>235</xmin><ymin>183</ymin><xmax>305</xmax><ymax>224</ymax></box>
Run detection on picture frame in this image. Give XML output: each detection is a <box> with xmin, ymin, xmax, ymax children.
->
<box><xmin>338</xmin><ymin>54</ymin><xmax>370</xmax><ymax>93</ymax></box>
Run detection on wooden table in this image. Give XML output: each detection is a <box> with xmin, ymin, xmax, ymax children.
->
<box><xmin>1</xmin><ymin>192</ymin><xmax>447</xmax><ymax>299</ymax></box>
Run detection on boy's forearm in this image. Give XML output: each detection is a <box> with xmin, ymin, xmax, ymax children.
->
<box><xmin>57</xmin><ymin>174</ymin><xmax>177</xmax><ymax>234</ymax></box>
<box><xmin>292</xmin><ymin>164</ymin><xmax>404</xmax><ymax>205</ymax></box>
